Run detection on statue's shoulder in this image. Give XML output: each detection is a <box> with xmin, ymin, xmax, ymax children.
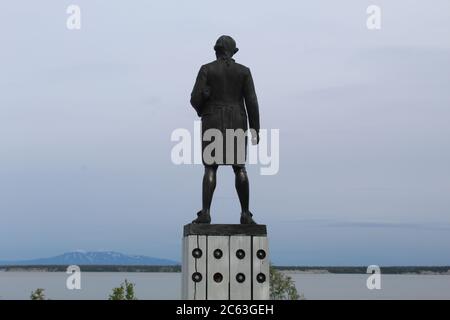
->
<box><xmin>202</xmin><ymin>60</ymin><xmax>217</xmax><ymax>69</ymax></box>
<box><xmin>234</xmin><ymin>62</ymin><xmax>251</xmax><ymax>76</ymax></box>
<box><xmin>234</xmin><ymin>61</ymin><xmax>249</xmax><ymax>70</ymax></box>
<box><xmin>201</xmin><ymin>60</ymin><xmax>250</xmax><ymax>74</ymax></box>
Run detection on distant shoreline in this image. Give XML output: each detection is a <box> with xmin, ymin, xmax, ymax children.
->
<box><xmin>1</xmin><ymin>265</ymin><xmax>449</xmax><ymax>275</ymax></box>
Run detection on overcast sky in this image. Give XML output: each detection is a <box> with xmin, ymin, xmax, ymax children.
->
<box><xmin>1</xmin><ymin>0</ymin><xmax>449</xmax><ymax>265</ymax></box>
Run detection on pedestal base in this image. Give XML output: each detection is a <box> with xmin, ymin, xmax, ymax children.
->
<box><xmin>181</xmin><ymin>224</ymin><xmax>269</xmax><ymax>300</ymax></box>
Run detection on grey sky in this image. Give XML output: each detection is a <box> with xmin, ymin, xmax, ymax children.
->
<box><xmin>0</xmin><ymin>1</ymin><xmax>449</xmax><ymax>265</ymax></box>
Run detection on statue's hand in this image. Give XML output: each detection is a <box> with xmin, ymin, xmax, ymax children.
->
<box><xmin>251</xmin><ymin>130</ymin><xmax>260</xmax><ymax>145</ymax></box>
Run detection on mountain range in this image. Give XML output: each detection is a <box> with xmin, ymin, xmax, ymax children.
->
<box><xmin>0</xmin><ymin>251</ymin><xmax>179</xmax><ymax>266</ymax></box>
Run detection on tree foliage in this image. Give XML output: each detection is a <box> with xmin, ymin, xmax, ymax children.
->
<box><xmin>30</xmin><ymin>288</ymin><xmax>46</xmax><ymax>300</ymax></box>
<box><xmin>270</xmin><ymin>265</ymin><xmax>302</xmax><ymax>300</ymax></box>
<box><xmin>108</xmin><ymin>279</ymin><xmax>137</xmax><ymax>300</ymax></box>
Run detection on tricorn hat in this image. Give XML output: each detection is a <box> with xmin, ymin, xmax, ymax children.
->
<box><xmin>214</xmin><ymin>35</ymin><xmax>239</xmax><ymax>55</ymax></box>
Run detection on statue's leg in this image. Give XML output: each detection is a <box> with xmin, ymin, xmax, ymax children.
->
<box><xmin>233</xmin><ymin>165</ymin><xmax>256</xmax><ymax>224</ymax></box>
<box><xmin>232</xmin><ymin>165</ymin><xmax>249</xmax><ymax>212</ymax></box>
<box><xmin>193</xmin><ymin>165</ymin><xmax>218</xmax><ymax>224</ymax></box>
<box><xmin>202</xmin><ymin>164</ymin><xmax>218</xmax><ymax>213</ymax></box>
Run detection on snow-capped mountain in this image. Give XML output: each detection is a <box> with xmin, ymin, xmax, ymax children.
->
<box><xmin>0</xmin><ymin>251</ymin><xmax>179</xmax><ymax>266</ymax></box>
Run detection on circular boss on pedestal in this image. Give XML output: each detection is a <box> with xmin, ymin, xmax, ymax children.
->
<box><xmin>256</xmin><ymin>273</ymin><xmax>266</xmax><ymax>283</ymax></box>
<box><xmin>192</xmin><ymin>272</ymin><xmax>202</xmax><ymax>282</ymax></box>
<box><xmin>213</xmin><ymin>272</ymin><xmax>223</xmax><ymax>283</ymax></box>
<box><xmin>236</xmin><ymin>273</ymin><xmax>246</xmax><ymax>283</ymax></box>
<box><xmin>236</xmin><ymin>249</ymin><xmax>245</xmax><ymax>259</ymax></box>
<box><xmin>192</xmin><ymin>248</ymin><xmax>202</xmax><ymax>259</ymax></box>
<box><xmin>256</xmin><ymin>249</ymin><xmax>266</xmax><ymax>260</ymax></box>
<box><xmin>213</xmin><ymin>249</ymin><xmax>223</xmax><ymax>259</ymax></box>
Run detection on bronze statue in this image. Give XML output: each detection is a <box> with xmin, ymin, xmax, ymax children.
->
<box><xmin>190</xmin><ymin>35</ymin><xmax>260</xmax><ymax>224</ymax></box>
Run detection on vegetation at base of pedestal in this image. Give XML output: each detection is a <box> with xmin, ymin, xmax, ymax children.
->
<box><xmin>30</xmin><ymin>288</ymin><xmax>46</xmax><ymax>300</ymax></box>
<box><xmin>30</xmin><ymin>271</ymin><xmax>303</xmax><ymax>300</ymax></box>
<box><xmin>108</xmin><ymin>279</ymin><xmax>138</xmax><ymax>300</ymax></box>
<box><xmin>270</xmin><ymin>265</ymin><xmax>304</xmax><ymax>300</ymax></box>
<box><xmin>29</xmin><ymin>282</ymin><xmax>139</xmax><ymax>300</ymax></box>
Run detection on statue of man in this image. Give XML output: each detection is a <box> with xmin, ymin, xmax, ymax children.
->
<box><xmin>190</xmin><ymin>35</ymin><xmax>260</xmax><ymax>224</ymax></box>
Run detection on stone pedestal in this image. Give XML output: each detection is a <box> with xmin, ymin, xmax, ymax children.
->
<box><xmin>182</xmin><ymin>224</ymin><xmax>269</xmax><ymax>300</ymax></box>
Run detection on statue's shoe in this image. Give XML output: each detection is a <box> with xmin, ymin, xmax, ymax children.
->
<box><xmin>240</xmin><ymin>211</ymin><xmax>257</xmax><ymax>225</ymax></box>
<box><xmin>192</xmin><ymin>210</ymin><xmax>211</xmax><ymax>224</ymax></box>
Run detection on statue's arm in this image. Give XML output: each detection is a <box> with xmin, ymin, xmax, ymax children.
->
<box><xmin>243</xmin><ymin>68</ymin><xmax>260</xmax><ymax>133</ymax></box>
<box><xmin>190</xmin><ymin>65</ymin><xmax>208</xmax><ymax>117</ymax></box>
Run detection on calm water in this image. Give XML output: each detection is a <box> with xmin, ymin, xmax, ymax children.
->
<box><xmin>0</xmin><ymin>272</ymin><xmax>449</xmax><ymax>300</ymax></box>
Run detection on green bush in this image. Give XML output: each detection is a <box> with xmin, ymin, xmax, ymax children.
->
<box><xmin>270</xmin><ymin>265</ymin><xmax>303</xmax><ymax>300</ymax></box>
<box><xmin>108</xmin><ymin>279</ymin><xmax>137</xmax><ymax>300</ymax></box>
<box><xmin>30</xmin><ymin>288</ymin><xmax>46</xmax><ymax>300</ymax></box>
